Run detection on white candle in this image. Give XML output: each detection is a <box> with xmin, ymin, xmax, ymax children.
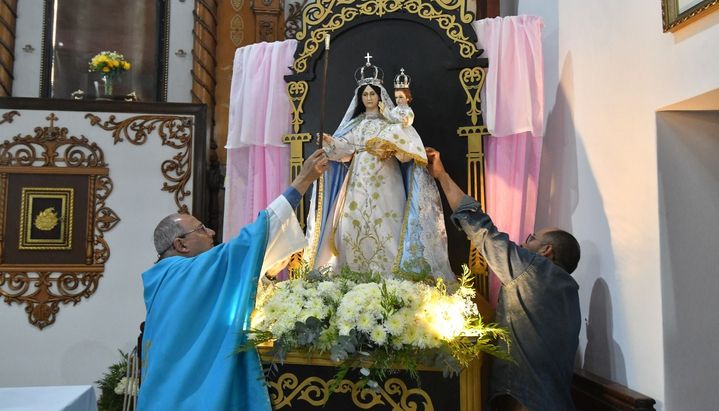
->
<box><xmin>325</xmin><ymin>33</ymin><xmax>331</xmax><ymax>50</ymax></box>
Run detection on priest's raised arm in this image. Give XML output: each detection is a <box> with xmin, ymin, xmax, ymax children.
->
<box><xmin>137</xmin><ymin>149</ymin><xmax>328</xmax><ymax>411</ymax></box>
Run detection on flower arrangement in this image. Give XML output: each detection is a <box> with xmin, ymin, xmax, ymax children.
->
<box><xmin>240</xmin><ymin>265</ymin><xmax>510</xmax><ymax>388</ymax></box>
<box><xmin>88</xmin><ymin>51</ymin><xmax>131</xmax><ymax>95</ymax></box>
<box><xmin>96</xmin><ymin>350</ymin><xmax>137</xmax><ymax>411</ymax></box>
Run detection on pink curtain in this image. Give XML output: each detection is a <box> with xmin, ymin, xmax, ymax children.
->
<box><xmin>223</xmin><ymin>40</ymin><xmax>297</xmax><ymax>241</ymax></box>
<box><xmin>473</xmin><ymin>16</ymin><xmax>545</xmax><ymax>305</ymax></box>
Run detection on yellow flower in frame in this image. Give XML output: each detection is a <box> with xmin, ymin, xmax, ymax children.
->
<box><xmin>89</xmin><ymin>51</ymin><xmax>131</xmax><ymax>74</ymax></box>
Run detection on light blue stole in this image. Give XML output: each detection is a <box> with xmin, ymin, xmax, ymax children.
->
<box><xmin>138</xmin><ymin>211</ymin><xmax>270</xmax><ymax>411</ymax></box>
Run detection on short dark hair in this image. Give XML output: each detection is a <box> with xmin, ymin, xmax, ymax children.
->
<box><xmin>543</xmin><ymin>229</ymin><xmax>581</xmax><ymax>273</ymax></box>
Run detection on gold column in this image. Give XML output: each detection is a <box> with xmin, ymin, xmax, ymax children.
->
<box><xmin>283</xmin><ymin>81</ymin><xmax>311</xmax><ymax>271</ymax></box>
<box><xmin>457</xmin><ymin>67</ymin><xmax>490</xmax><ymax>298</ymax></box>
<box><xmin>283</xmin><ymin>81</ymin><xmax>312</xmax><ymax>228</ymax></box>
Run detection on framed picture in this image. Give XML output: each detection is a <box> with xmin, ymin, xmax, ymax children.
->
<box><xmin>0</xmin><ymin>112</ymin><xmax>119</xmax><ymax>329</ymax></box>
<box><xmin>40</xmin><ymin>0</ymin><xmax>170</xmax><ymax>101</ymax></box>
<box><xmin>662</xmin><ymin>0</ymin><xmax>719</xmax><ymax>32</ymax></box>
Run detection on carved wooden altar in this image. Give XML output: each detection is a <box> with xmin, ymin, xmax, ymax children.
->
<box><xmin>271</xmin><ymin>1</ymin><xmax>494</xmax><ymax>409</ymax></box>
<box><xmin>260</xmin><ymin>347</ymin><xmax>483</xmax><ymax>411</ymax></box>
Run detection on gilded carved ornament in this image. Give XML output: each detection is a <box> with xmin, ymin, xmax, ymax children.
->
<box><xmin>268</xmin><ymin>373</ymin><xmax>434</xmax><ymax>410</ymax></box>
<box><xmin>457</xmin><ymin>67</ymin><xmax>490</xmax><ymax>285</ymax></box>
<box><xmin>292</xmin><ymin>0</ymin><xmax>478</xmax><ymax>73</ymax></box>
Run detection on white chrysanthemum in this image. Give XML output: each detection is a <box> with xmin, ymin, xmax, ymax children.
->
<box><xmin>384</xmin><ymin>311</ymin><xmax>406</xmax><ymax>336</ymax></box>
<box><xmin>317</xmin><ymin>281</ymin><xmax>343</xmax><ymax>302</ymax></box>
<box><xmin>337</xmin><ymin>320</ymin><xmax>352</xmax><ymax>336</ymax></box>
<box><xmin>370</xmin><ymin>324</ymin><xmax>388</xmax><ymax>346</ymax></box>
<box><xmin>356</xmin><ymin>312</ymin><xmax>375</xmax><ymax>332</ymax></box>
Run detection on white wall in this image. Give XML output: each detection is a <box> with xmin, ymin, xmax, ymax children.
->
<box><xmin>0</xmin><ymin>108</ymin><xmax>196</xmax><ymax>389</ymax></box>
<box><xmin>11</xmin><ymin>0</ymin><xmax>194</xmax><ymax>102</ymax></box>
<box><xmin>1</xmin><ymin>0</ymin><xmax>195</xmax><ymax>393</ymax></box>
<box><xmin>513</xmin><ymin>0</ymin><xmax>719</xmax><ymax>409</ymax></box>
<box><xmin>657</xmin><ymin>111</ymin><xmax>719</xmax><ymax>411</ymax></box>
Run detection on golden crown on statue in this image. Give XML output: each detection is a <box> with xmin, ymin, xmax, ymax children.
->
<box><xmin>393</xmin><ymin>67</ymin><xmax>411</xmax><ymax>89</ymax></box>
<box><xmin>355</xmin><ymin>52</ymin><xmax>384</xmax><ymax>87</ymax></box>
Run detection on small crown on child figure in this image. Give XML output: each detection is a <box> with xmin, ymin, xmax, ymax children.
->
<box><xmin>355</xmin><ymin>52</ymin><xmax>384</xmax><ymax>87</ymax></box>
<box><xmin>393</xmin><ymin>68</ymin><xmax>411</xmax><ymax>89</ymax></box>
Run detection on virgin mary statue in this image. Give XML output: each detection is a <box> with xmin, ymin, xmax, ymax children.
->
<box><xmin>305</xmin><ymin>55</ymin><xmax>454</xmax><ymax>283</ymax></box>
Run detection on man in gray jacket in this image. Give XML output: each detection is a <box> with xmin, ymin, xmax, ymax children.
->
<box><xmin>426</xmin><ymin>148</ymin><xmax>581</xmax><ymax>411</ymax></box>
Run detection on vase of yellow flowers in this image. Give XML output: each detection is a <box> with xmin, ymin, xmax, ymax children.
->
<box><xmin>88</xmin><ymin>51</ymin><xmax>131</xmax><ymax>97</ymax></box>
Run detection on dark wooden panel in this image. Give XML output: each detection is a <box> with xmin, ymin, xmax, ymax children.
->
<box><xmin>572</xmin><ymin>370</ymin><xmax>656</xmax><ymax>411</ymax></box>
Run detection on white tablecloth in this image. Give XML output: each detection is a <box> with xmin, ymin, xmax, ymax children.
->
<box><xmin>0</xmin><ymin>385</ymin><xmax>97</xmax><ymax>411</ymax></box>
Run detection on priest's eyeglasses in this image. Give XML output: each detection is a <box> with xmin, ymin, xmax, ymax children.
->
<box><xmin>158</xmin><ymin>223</ymin><xmax>209</xmax><ymax>256</ymax></box>
<box><xmin>179</xmin><ymin>223</ymin><xmax>209</xmax><ymax>238</ymax></box>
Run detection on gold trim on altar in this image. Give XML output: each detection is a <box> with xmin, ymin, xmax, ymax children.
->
<box><xmin>259</xmin><ymin>346</ymin><xmax>483</xmax><ymax>410</ymax></box>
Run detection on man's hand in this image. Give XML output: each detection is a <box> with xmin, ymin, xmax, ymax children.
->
<box><xmin>425</xmin><ymin>147</ymin><xmax>447</xmax><ymax>179</ymax></box>
<box><xmin>425</xmin><ymin>147</ymin><xmax>465</xmax><ymax>211</ymax></box>
<box><xmin>291</xmin><ymin>149</ymin><xmax>329</xmax><ymax>195</ymax></box>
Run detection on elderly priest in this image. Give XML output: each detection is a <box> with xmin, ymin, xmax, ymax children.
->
<box><xmin>138</xmin><ymin>149</ymin><xmax>328</xmax><ymax>410</ymax></box>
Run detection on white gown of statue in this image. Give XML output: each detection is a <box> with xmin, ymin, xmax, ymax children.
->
<box><xmin>305</xmin><ymin>84</ymin><xmax>454</xmax><ymax>283</ymax></box>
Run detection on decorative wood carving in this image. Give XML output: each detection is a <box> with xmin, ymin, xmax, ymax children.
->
<box><xmin>285</xmin><ymin>0</ymin><xmax>309</xmax><ymax>39</ymax></box>
<box><xmin>0</xmin><ymin>113</ymin><xmax>119</xmax><ymax>329</ymax></box>
<box><xmin>192</xmin><ymin>0</ymin><xmax>218</xmax><ymax>112</ymax></box>
<box><xmin>290</xmin><ymin>0</ymin><xmax>479</xmax><ymax>75</ymax></box>
<box><xmin>251</xmin><ymin>0</ymin><xmax>284</xmax><ymax>42</ymax></box>
<box><xmin>193</xmin><ymin>0</ymin><xmax>225</xmax><ymax>237</ymax></box>
<box><xmin>85</xmin><ymin>113</ymin><xmax>195</xmax><ymax>214</ymax></box>
<box><xmin>259</xmin><ymin>347</ymin><xmax>482</xmax><ymax>410</ymax></box>
<box><xmin>0</xmin><ymin>1</ymin><xmax>18</xmax><ymax>96</ymax></box>
<box><xmin>1</xmin><ymin>110</ymin><xmax>19</xmax><ymax>125</ymax></box>
<box><xmin>214</xmin><ymin>0</ymin><xmax>242</xmax><ymax>165</ymax></box>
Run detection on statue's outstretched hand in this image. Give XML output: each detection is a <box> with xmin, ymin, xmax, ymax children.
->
<box><xmin>425</xmin><ymin>147</ymin><xmax>446</xmax><ymax>179</ymax></box>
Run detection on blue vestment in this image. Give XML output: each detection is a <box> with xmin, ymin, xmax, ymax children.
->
<box><xmin>138</xmin><ymin>211</ymin><xmax>271</xmax><ymax>411</ymax></box>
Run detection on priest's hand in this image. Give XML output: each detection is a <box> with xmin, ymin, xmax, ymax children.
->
<box><xmin>291</xmin><ymin>149</ymin><xmax>329</xmax><ymax>195</ymax></box>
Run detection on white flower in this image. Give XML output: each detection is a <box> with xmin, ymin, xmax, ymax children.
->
<box><xmin>356</xmin><ymin>312</ymin><xmax>375</xmax><ymax>332</ymax></box>
<box><xmin>370</xmin><ymin>325</ymin><xmax>388</xmax><ymax>346</ymax></box>
<box><xmin>114</xmin><ymin>376</ymin><xmax>138</xmax><ymax>396</ymax></box>
<box><xmin>384</xmin><ymin>311</ymin><xmax>406</xmax><ymax>336</ymax></box>
<box><xmin>114</xmin><ymin>377</ymin><xmax>127</xmax><ymax>395</ymax></box>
